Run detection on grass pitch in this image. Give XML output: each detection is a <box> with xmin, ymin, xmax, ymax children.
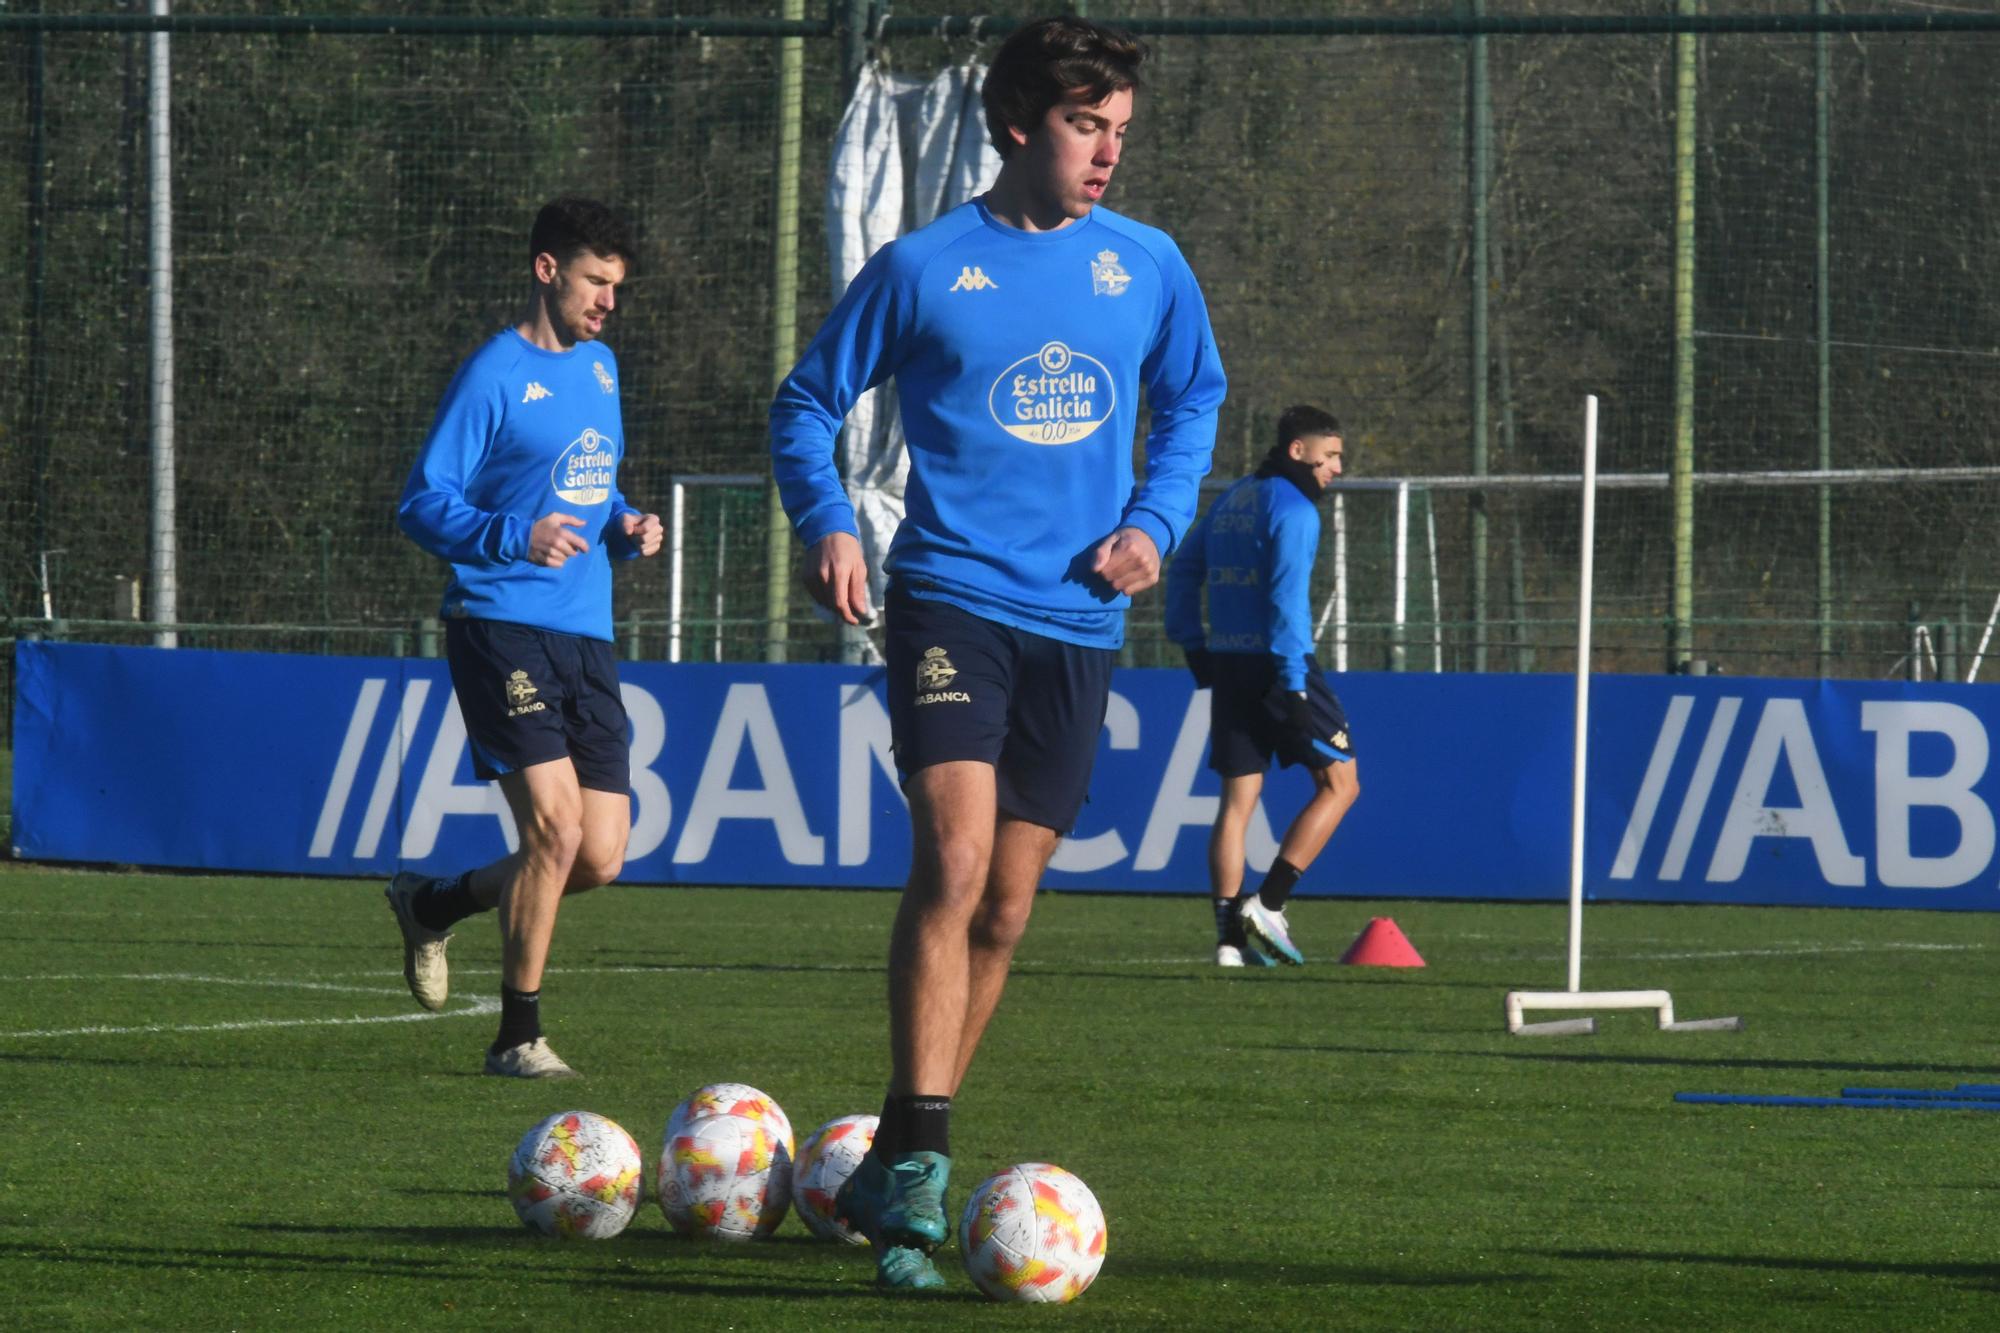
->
<box><xmin>0</xmin><ymin>864</ymin><xmax>1995</xmax><ymax>1329</ymax></box>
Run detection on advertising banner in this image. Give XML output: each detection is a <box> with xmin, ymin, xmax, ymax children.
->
<box><xmin>12</xmin><ymin>642</ymin><xmax>2000</xmax><ymax>909</ymax></box>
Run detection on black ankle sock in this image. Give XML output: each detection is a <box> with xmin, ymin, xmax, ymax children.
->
<box><xmin>413</xmin><ymin>872</ymin><xmax>485</xmax><ymax>932</ymax></box>
<box><xmin>1257</xmin><ymin>858</ymin><xmax>1304</xmax><ymax>912</ymax></box>
<box><xmin>879</xmin><ymin>1094</ymin><xmax>951</xmax><ymax>1157</ymax></box>
<box><xmin>492</xmin><ymin>985</ymin><xmax>541</xmax><ymax>1052</ymax></box>
<box><xmin>1214</xmin><ymin>896</ymin><xmax>1246</xmax><ymax>947</ymax></box>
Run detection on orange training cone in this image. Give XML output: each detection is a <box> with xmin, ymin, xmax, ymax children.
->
<box><xmin>1338</xmin><ymin>917</ymin><xmax>1426</xmax><ymax>968</ymax></box>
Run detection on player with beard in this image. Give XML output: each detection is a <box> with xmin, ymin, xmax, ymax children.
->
<box><xmin>1165</xmin><ymin>404</ymin><xmax>1360</xmax><ymax>967</ymax></box>
<box><xmin>388</xmin><ymin>197</ymin><xmax>663</xmax><ymax>1079</ymax></box>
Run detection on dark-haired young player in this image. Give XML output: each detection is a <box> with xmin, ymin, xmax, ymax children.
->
<box><xmin>771</xmin><ymin>15</ymin><xmax>1225</xmax><ymax>1291</ymax></box>
<box><xmin>1165</xmin><ymin>405</ymin><xmax>1360</xmax><ymax>967</ymax></box>
<box><xmin>389</xmin><ymin>197</ymin><xmax>663</xmax><ymax>1079</ymax></box>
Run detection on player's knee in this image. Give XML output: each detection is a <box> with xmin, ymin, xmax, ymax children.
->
<box><xmin>569</xmin><ymin>850</ymin><xmax>623</xmax><ymax>892</ymax></box>
<box><xmin>520</xmin><ymin>807</ymin><xmax>585</xmax><ymax>870</ymax></box>
<box><xmin>917</xmin><ymin>836</ymin><xmax>991</xmax><ymax>901</ymax></box>
<box><xmin>972</xmin><ymin>895</ymin><xmax>1033</xmax><ymax>952</ymax></box>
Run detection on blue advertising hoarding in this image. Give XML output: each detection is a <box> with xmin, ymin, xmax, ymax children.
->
<box><xmin>12</xmin><ymin>641</ymin><xmax>2000</xmax><ymax>909</ymax></box>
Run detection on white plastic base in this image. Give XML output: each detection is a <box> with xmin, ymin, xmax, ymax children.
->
<box><xmin>1504</xmin><ymin>988</ymin><xmax>1740</xmax><ymax>1036</ymax></box>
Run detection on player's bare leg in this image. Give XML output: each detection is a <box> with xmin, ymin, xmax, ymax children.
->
<box><xmin>483</xmin><ymin>757</ymin><xmax>587</xmax><ymax>1077</ymax></box>
<box><xmin>1277</xmin><ymin>758</ymin><xmax>1360</xmax><ymax>871</ymax></box>
<box><xmin>889</xmin><ymin>760</ymin><xmax>997</xmax><ymax>1097</ymax></box>
<box><xmin>1209</xmin><ymin>773</ymin><xmax>1264</xmax><ymax>965</ymax></box>
<box><xmin>1210</xmin><ymin>772</ymin><xmax>1263</xmax><ymax>899</ymax></box>
<box><xmin>838</xmin><ymin>759</ymin><xmax>993</xmax><ymax>1289</ymax></box>
<box><xmin>496</xmin><ymin>758</ymin><xmax>587</xmax><ymax>992</ymax></box>
<box><xmin>952</xmin><ymin>816</ymin><xmax>1059</xmax><ymax>1094</ymax></box>
<box><xmin>1241</xmin><ymin>760</ymin><xmax>1361</xmax><ymax>967</ymax></box>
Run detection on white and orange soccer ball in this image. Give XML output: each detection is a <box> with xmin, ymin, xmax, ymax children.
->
<box><xmin>506</xmin><ymin>1110</ymin><xmax>644</xmax><ymax>1240</ymax></box>
<box><xmin>790</xmin><ymin>1114</ymin><xmax>878</xmax><ymax>1244</ymax></box>
<box><xmin>657</xmin><ymin>1082</ymin><xmax>795</xmax><ymax>1240</ymax></box>
<box><xmin>959</xmin><ymin>1162</ymin><xmax>1108</xmax><ymax>1303</ymax></box>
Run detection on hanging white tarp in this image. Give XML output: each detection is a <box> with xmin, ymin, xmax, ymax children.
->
<box><xmin>826</xmin><ymin>61</ymin><xmax>1002</xmax><ymax>630</ymax></box>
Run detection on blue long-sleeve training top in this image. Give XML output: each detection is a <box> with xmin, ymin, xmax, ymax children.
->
<box><xmin>1164</xmin><ymin>472</ymin><xmax>1321</xmax><ymax>691</ymax></box>
<box><xmin>398</xmin><ymin>329</ymin><xmax>640</xmax><ymax>641</ymax></box>
<box><xmin>770</xmin><ymin>197</ymin><xmax>1227</xmax><ymax>648</ymax></box>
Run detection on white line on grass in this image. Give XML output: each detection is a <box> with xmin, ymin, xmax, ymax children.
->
<box><xmin>3</xmin><ymin>972</ymin><xmax>411</xmax><ymax>995</ymax></box>
<box><xmin>0</xmin><ymin>973</ymin><xmax>497</xmax><ymax>1040</ymax></box>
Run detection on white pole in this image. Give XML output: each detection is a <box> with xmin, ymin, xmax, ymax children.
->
<box><xmin>1967</xmin><ymin>589</ymin><xmax>2000</xmax><ymax>683</ymax></box>
<box><xmin>148</xmin><ymin>0</ymin><xmax>177</xmax><ymax>648</ymax></box>
<box><xmin>1393</xmin><ymin>482</ymin><xmax>1409</xmax><ymax>669</ymax></box>
<box><xmin>1568</xmin><ymin>395</ymin><xmax>1599</xmax><ymax>993</ymax></box>
<box><xmin>713</xmin><ymin>499</ymin><xmax>729</xmax><ymax>663</ymax></box>
<box><xmin>668</xmin><ymin>481</ymin><xmax>685</xmax><ymax>663</ymax></box>
<box><xmin>1333</xmin><ymin>493</ymin><xmax>1348</xmax><ymax>672</ymax></box>
<box><xmin>1425</xmin><ymin>488</ymin><xmax>1442</xmax><ymax>672</ymax></box>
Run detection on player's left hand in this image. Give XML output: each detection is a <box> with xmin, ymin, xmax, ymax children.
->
<box><xmin>622</xmin><ymin>511</ymin><xmax>665</xmax><ymax>557</ymax></box>
<box><xmin>1091</xmin><ymin>526</ymin><xmax>1161</xmax><ymax>596</ymax></box>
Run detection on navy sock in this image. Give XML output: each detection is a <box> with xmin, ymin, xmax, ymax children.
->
<box><xmin>413</xmin><ymin>872</ymin><xmax>485</xmax><ymax>932</ymax></box>
<box><xmin>1257</xmin><ymin>858</ymin><xmax>1304</xmax><ymax>912</ymax></box>
<box><xmin>1213</xmin><ymin>896</ymin><xmax>1246</xmax><ymax>946</ymax></box>
<box><xmin>492</xmin><ymin>985</ymin><xmax>541</xmax><ymax>1052</ymax></box>
<box><xmin>879</xmin><ymin>1093</ymin><xmax>951</xmax><ymax>1158</ymax></box>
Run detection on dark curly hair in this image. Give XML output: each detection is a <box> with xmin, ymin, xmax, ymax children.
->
<box><xmin>981</xmin><ymin>16</ymin><xmax>1145</xmax><ymax>159</ymax></box>
<box><xmin>529</xmin><ymin>197</ymin><xmax>635</xmax><ymax>266</ymax></box>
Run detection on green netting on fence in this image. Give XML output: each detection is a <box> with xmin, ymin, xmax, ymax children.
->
<box><xmin>3</xmin><ymin>1</ymin><xmax>1998</xmax><ymax>716</ymax></box>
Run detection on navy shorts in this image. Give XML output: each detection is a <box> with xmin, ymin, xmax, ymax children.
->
<box><xmin>1207</xmin><ymin>653</ymin><xmax>1355</xmax><ymax>778</ymax></box>
<box><xmin>884</xmin><ymin>586</ymin><xmax>1115</xmax><ymax>833</ymax></box>
<box><xmin>444</xmin><ymin>618</ymin><xmax>631</xmax><ymax>793</ymax></box>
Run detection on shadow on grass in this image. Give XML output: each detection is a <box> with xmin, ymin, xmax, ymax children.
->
<box><xmin>0</xmin><ymin>1237</ymin><xmax>862</xmax><ymax>1300</ymax></box>
<box><xmin>1107</xmin><ymin>1253</ymin><xmax>1548</xmax><ymax>1288</ymax></box>
<box><xmin>0</xmin><ymin>934</ymin><xmax>376</xmax><ymax>952</ymax></box>
<box><xmin>1265</xmin><ymin>1041</ymin><xmax>1999</xmax><ymax>1081</ymax></box>
<box><xmin>248</xmin><ymin>1223</ymin><xmax>838</xmax><ymax>1259</ymax></box>
<box><xmin>1536</xmin><ymin>1246</ymin><xmax>2000</xmax><ymax>1291</ymax></box>
<box><xmin>391</xmin><ymin>1187</ymin><xmax>506</xmax><ymax>1200</ymax></box>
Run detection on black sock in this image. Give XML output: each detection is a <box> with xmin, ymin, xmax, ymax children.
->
<box><xmin>1257</xmin><ymin>858</ymin><xmax>1304</xmax><ymax>912</ymax></box>
<box><xmin>492</xmin><ymin>985</ymin><xmax>541</xmax><ymax>1052</ymax></box>
<box><xmin>1213</xmin><ymin>896</ymin><xmax>1246</xmax><ymax>947</ymax></box>
<box><xmin>879</xmin><ymin>1094</ymin><xmax>951</xmax><ymax>1158</ymax></box>
<box><xmin>413</xmin><ymin>872</ymin><xmax>485</xmax><ymax>932</ymax></box>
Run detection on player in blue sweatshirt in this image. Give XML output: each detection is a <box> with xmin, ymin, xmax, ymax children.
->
<box><xmin>1166</xmin><ymin>405</ymin><xmax>1359</xmax><ymax>968</ymax></box>
<box><xmin>388</xmin><ymin>198</ymin><xmax>663</xmax><ymax>1079</ymax></box>
<box><xmin>771</xmin><ymin>16</ymin><xmax>1224</xmax><ymax>1291</ymax></box>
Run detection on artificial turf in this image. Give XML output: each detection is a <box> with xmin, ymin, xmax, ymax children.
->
<box><xmin>0</xmin><ymin>865</ymin><xmax>1995</xmax><ymax>1329</ymax></box>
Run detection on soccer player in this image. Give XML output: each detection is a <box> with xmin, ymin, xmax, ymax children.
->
<box><xmin>1165</xmin><ymin>405</ymin><xmax>1360</xmax><ymax>967</ymax></box>
<box><xmin>387</xmin><ymin>197</ymin><xmax>663</xmax><ymax>1079</ymax></box>
<box><xmin>770</xmin><ymin>15</ymin><xmax>1225</xmax><ymax>1291</ymax></box>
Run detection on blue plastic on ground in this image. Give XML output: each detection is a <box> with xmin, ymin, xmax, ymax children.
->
<box><xmin>1674</xmin><ymin>1092</ymin><xmax>2000</xmax><ymax>1112</ymax></box>
<box><xmin>1839</xmin><ymin>1086</ymin><xmax>2000</xmax><ymax>1100</ymax></box>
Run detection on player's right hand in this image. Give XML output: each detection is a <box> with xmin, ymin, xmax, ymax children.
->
<box><xmin>802</xmin><ymin>531</ymin><xmax>873</xmax><ymax>626</ymax></box>
<box><xmin>529</xmin><ymin>512</ymin><xmax>590</xmax><ymax>567</ymax></box>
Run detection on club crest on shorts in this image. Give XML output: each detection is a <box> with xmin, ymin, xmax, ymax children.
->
<box><xmin>914</xmin><ymin>646</ymin><xmax>972</xmax><ymax>706</ymax></box>
<box><xmin>917</xmin><ymin>646</ymin><xmax>958</xmax><ymax>690</ymax></box>
<box><xmin>1332</xmin><ymin>729</ymin><xmax>1350</xmax><ymax>750</ymax></box>
<box><xmin>505</xmin><ymin>669</ymin><xmax>546</xmax><ymax>717</ymax></box>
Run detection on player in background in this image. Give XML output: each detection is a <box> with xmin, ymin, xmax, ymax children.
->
<box><xmin>1165</xmin><ymin>405</ymin><xmax>1359</xmax><ymax>967</ymax></box>
<box><xmin>388</xmin><ymin>197</ymin><xmax>663</xmax><ymax>1078</ymax></box>
<box><xmin>770</xmin><ymin>15</ymin><xmax>1225</xmax><ymax>1291</ymax></box>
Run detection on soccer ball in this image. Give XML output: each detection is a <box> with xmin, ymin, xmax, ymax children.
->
<box><xmin>657</xmin><ymin>1082</ymin><xmax>795</xmax><ymax>1240</ymax></box>
<box><xmin>790</xmin><ymin>1114</ymin><xmax>878</xmax><ymax>1244</ymax></box>
<box><xmin>959</xmin><ymin>1162</ymin><xmax>1108</xmax><ymax>1303</ymax></box>
<box><xmin>506</xmin><ymin>1110</ymin><xmax>644</xmax><ymax>1239</ymax></box>
<box><xmin>662</xmin><ymin>1081</ymin><xmax>793</xmax><ymax>1147</ymax></box>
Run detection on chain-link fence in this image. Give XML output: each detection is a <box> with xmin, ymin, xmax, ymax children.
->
<box><xmin>5</xmin><ymin>2</ymin><xmax>2000</xmax><ymax>741</ymax></box>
